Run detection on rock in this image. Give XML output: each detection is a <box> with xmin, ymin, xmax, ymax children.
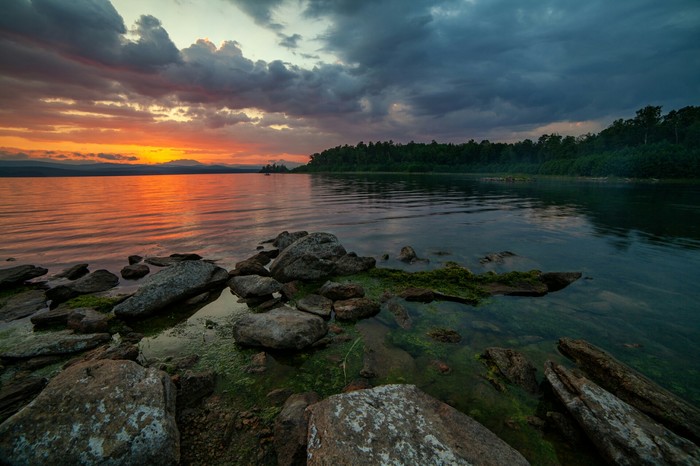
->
<box><xmin>66</xmin><ymin>308</ymin><xmax>110</xmax><ymax>333</ymax></box>
<box><xmin>399</xmin><ymin>287</ymin><xmax>435</xmax><ymax>303</ymax></box>
<box><xmin>120</xmin><ymin>264</ymin><xmax>150</xmax><ymax>280</ymax></box>
<box><xmin>360</xmin><ymin>346</ymin><xmax>378</xmax><ymax>378</ymax></box>
<box><xmin>0</xmin><ymin>265</ymin><xmax>48</xmax><ymax>288</ymax></box>
<box><xmin>481</xmin><ymin>347</ymin><xmax>539</xmax><ymax>394</ymax></box>
<box><xmin>333</xmin><ymin>298</ymin><xmax>380</xmax><ymax>321</ymax></box>
<box><xmin>244</xmin><ymin>351</ymin><xmax>268</xmax><ymax>374</ymax></box>
<box><xmin>430</xmin><ymin>360</ymin><xmax>453</xmax><ymax>375</ymax></box>
<box><xmin>318</xmin><ymin>281</ymin><xmax>365</xmax><ymax>300</ymax></box>
<box><xmin>31</xmin><ymin>305</ymin><xmax>74</xmax><ymax>328</ymax></box>
<box><xmin>0</xmin><ymin>359</ymin><xmax>180</xmax><ymax>465</ymax></box>
<box><xmin>64</xmin><ymin>342</ymin><xmax>140</xmax><ymax>367</ymax></box>
<box><xmin>232</xmin><ymin>306</ymin><xmax>328</xmax><ymax>350</ymax></box>
<box><xmin>272</xmin><ymin>230</ymin><xmax>309</xmax><ymax>251</ymax></box>
<box><xmin>471</xmin><ymin>320</ymin><xmax>501</xmax><ymax>332</ymax></box>
<box><xmin>128</xmin><ymin>255</ymin><xmax>143</xmax><ymax>265</ymax></box>
<box><xmin>558</xmin><ymin>337</ymin><xmax>700</xmax><ymax>444</ymax></box>
<box><xmin>306</xmin><ymin>384</ymin><xmax>530</xmax><ymax>466</ymax></box>
<box><xmin>113</xmin><ymin>261</ymin><xmax>228</xmax><ymax>318</ymax></box>
<box><xmin>0</xmin><ymin>289</ymin><xmax>47</xmax><ymax>321</ymax></box>
<box><xmin>0</xmin><ymin>376</ymin><xmax>47</xmax><ymax>423</ymax></box>
<box><xmin>280</xmin><ymin>280</ymin><xmax>300</xmax><ymax>301</ymax></box>
<box><xmin>540</xmin><ymin>272</ymin><xmax>582</xmax><ymax>292</ymax></box>
<box><xmin>177</xmin><ymin>371</ymin><xmax>216</xmax><ymax>410</ymax></box>
<box><xmin>397</xmin><ymin>246</ymin><xmax>418</xmax><ymax>263</ymax></box>
<box><xmin>333</xmin><ymin>254</ymin><xmax>376</xmax><ymax>275</ymax></box>
<box><xmin>55</xmin><ymin>263</ymin><xmax>89</xmax><ymax>280</ymax></box>
<box><xmin>229</xmin><ymin>257</ymin><xmax>270</xmax><ymax>277</ymax></box>
<box><xmin>544</xmin><ymin>360</ymin><xmax>700</xmax><ymax>465</ymax></box>
<box><xmin>266</xmin><ymin>388</ymin><xmax>294</xmax><ymax>406</ymax></box>
<box><xmin>144</xmin><ymin>253</ymin><xmax>202</xmax><ymax>267</ymax></box>
<box><xmin>479</xmin><ymin>251</ymin><xmax>516</xmax><ymax>264</ymax></box>
<box><xmin>254</xmin><ymin>296</ymin><xmax>283</xmax><ymax>312</ymax></box>
<box><xmin>483</xmin><ymin>280</ymin><xmax>549</xmax><ymax>297</ymax></box>
<box><xmin>270</xmin><ymin>232</ymin><xmax>346</xmax><ymax>283</ymax></box>
<box><xmin>46</xmin><ymin>269</ymin><xmax>119</xmax><ymax>305</ymax></box>
<box><xmin>386</xmin><ymin>299</ymin><xmax>412</xmax><ymax>329</ymax></box>
<box><xmin>296</xmin><ymin>294</ymin><xmax>333</xmax><ymax>319</ymax></box>
<box><xmin>230</xmin><ymin>275</ymin><xmax>282</xmax><ymax>298</ymax></box>
<box><xmin>427</xmin><ymin>327</ymin><xmax>462</xmax><ymax>343</ymax></box>
<box><xmin>274</xmin><ymin>392</ymin><xmax>320</xmax><ymax>466</ymax></box>
<box><xmin>0</xmin><ymin>330</ymin><xmax>111</xmax><ymax>359</ymax></box>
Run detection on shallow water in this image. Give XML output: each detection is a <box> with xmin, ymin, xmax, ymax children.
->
<box><xmin>2</xmin><ymin>173</ymin><xmax>700</xmax><ymax>462</ymax></box>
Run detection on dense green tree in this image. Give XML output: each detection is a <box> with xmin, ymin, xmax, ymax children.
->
<box><xmin>293</xmin><ymin>105</ymin><xmax>700</xmax><ymax>179</ymax></box>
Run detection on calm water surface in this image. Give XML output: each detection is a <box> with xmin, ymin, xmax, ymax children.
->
<box><xmin>2</xmin><ymin>173</ymin><xmax>699</xmax><ymax>407</ymax></box>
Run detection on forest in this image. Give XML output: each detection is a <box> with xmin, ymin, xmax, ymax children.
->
<box><xmin>294</xmin><ymin>106</ymin><xmax>700</xmax><ymax>178</ymax></box>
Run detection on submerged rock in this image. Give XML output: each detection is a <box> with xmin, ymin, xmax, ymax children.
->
<box><xmin>46</xmin><ymin>269</ymin><xmax>119</xmax><ymax>305</ymax></box>
<box><xmin>541</xmin><ymin>272</ymin><xmax>583</xmax><ymax>292</ymax></box>
<box><xmin>386</xmin><ymin>299</ymin><xmax>412</xmax><ymax>329</ymax></box>
<box><xmin>232</xmin><ymin>306</ymin><xmax>328</xmax><ymax>350</ymax></box>
<box><xmin>306</xmin><ymin>384</ymin><xmax>530</xmax><ymax>465</ymax></box>
<box><xmin>544</xmin><ymin>360</ymin><xmax>700</xmax><ymax>465</ymax></box>
<box><xmin>427</xmin><ymin>327</ymin><xmax>462</xmax><ymax>343</ymax></box>
<box><xmin>481</xmin><ymin>347</ymin><xmax>539</xmax><ymax>394</ymax></box>
<box><xmin>397</xmin><ymin>246</ymin><xmax>418</xmax><ymax>263</ymax></box>
<box><xmin>113</xmin><ymin>261</ymin><xmax>228</xmax><ymax>318</ymax></box>
<box><xmin>558</xmin><ymin>337</ymin><xmax>700</xmax><ymax>444</ymax></box>
<box><xmin>0</xmin><ymin>265</ymin><xmax>48</xmax><ymax>288</ymax></box>
<box><xmin>0</xmin><ymin>359</ymin><xmax>180</xmax><ymax>465</ymax></box>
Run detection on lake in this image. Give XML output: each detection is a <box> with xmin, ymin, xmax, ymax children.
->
<box><xmin>1</xmin><ymin>173</ymin><xmax>699</xmax><ymax>461</ymax></box>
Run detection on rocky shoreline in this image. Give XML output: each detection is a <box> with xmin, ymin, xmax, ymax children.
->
<box><xmin>1</xmin><ymin>231</ymin><xmax>698</xmax><ymax>465</ymax></box>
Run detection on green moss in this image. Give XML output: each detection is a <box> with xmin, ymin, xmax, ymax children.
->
<box><xmin>64</xmin><ymin>295</ymin><xmax>121</xmax><ymax>312</ymax></box>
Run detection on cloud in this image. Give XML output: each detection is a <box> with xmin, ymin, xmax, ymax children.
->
<box><xmin>226</xmin><ymin>0</ymin><xmax>285</xmax><ymax>29</ymax></box>
<box><xmin>1</xmin><ymin>0</ymin><xmax>698</xmax><ymax>165</ymax></box>
<box><xmin>96</xmin><ymin>152</ymin><xmax>139</xmax><ymax>161</ymax></box>
<box><xmin>278</xmin><ymin>33</ymin><xmax>302</xmax><ymax>49</ymax></box>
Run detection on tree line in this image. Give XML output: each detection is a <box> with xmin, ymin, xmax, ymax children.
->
<box><xmin>294</xmin><ymin>105</ymin><xmax>700</xmax><ymax>178</ymax></box>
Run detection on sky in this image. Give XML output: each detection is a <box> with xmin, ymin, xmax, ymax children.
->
<box><xmin>0</xmin><ymin>0</ymin><xmax>698</xmax><ymax>166</ymax></box>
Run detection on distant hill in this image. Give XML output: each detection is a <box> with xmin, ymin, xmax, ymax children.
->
<box><xmin>0</xmin><ymin>160</ymin><xmax>260</xmax><ymax>177</ymax></box>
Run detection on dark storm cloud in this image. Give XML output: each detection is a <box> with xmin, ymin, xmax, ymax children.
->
<box><xmin>300</xmin><ymin>0</ymin><xmax>700</xmax><ymax>134</ymax></box>
<box><xmin>1</xmin><ymin>0</ymin><xmax>698</xmax><ymax>153</ymax></box>
<box><xmin>0</xmin><ymin>0</ymin><xmax>180</xmax><ymax>70</ymax></box>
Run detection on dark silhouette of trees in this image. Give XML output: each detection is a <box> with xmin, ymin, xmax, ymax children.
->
<box><xmin>294</xmin><ymin>105</ymin><xmax>700</xmax><ymax>178</ymax></box>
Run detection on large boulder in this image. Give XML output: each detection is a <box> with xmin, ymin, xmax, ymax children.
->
<box><xmin>306</xmin><ymin>384</ymin><xmax>530</xmax><ymax>465</ymax></box>
<box><xmin>544</xmin><ymin>361</ymin><xmax>700</xmax><ymax>465</ymax></box>
<box><xmin>0</xmin><ymin>359</ymin><xmax>179</xmax><ymax>465</ymax></box>
<box><xmin>272</xmin><ymin>230</ymin><xmax>309</xmax><ymax>252</ymax></box>
<box><xmin>113</xmin><ymin>261</ymin><xmax>228</xmax><ymax>318</ymax></box>
<box><xmin>46</xmin><ymin>269</ymin><xmax>119</xmax><ymax>305</ymax></box>
<box><xmin>55</xmin><ymin>263</ymin><xmax>89</xmax><ymax>280</ymax></box>
<box><xmin>0</xmin><ymin>265</ymin><xmax>48</xmax><ymax>288</ymax></box>
<box><xmin>333</xmin><ymin>254</ymin><xmax>376</xmax><ymax>275</ymax></box>
<box><xmin>557</xmin><ymin>337</ymin><xmax>700</xmax><ymax>444</ymax></box>
<box><xmin>232</xmin><ymin>306</ymin><xmax>328</xmax><ymax>350</ymax></box>
<box><xmin>270</xmin><ymin>233</ymin><xmax>346</xmax><ymax>282</ymax></box>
